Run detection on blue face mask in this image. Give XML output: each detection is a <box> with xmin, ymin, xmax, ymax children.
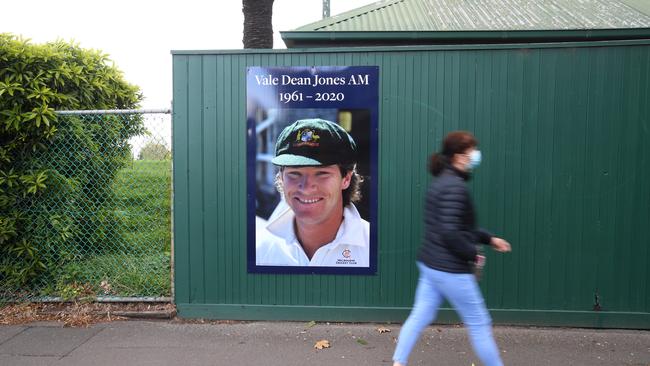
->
<box><xmin>468</xmin><ymin>150</ymin><xmax>482</xmax><ymax>170</ymax></box>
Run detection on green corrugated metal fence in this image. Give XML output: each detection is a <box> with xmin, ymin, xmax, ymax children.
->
<box><xmin>172</xmin><ymin>40</ymin><xmax>650</xmax><ymax>329</ymax></box>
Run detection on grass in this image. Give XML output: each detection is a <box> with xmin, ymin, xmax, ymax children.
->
<box><xmin>53</xmin><ymin>159</ymin><xmax>172</xmax><ymax>298</ymax></box>
<box><xmin>61</xmin><ymin>252</ymin><xmax>171</xmax><ymax>297</ymax></box>
<box><xmin>114</xmin><ymin>159</ymin><xmax>172</xmax><ymax>252</ymax></box>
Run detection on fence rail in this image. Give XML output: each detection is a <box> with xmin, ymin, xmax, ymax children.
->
<box><xmin>1</xmin><ymin>109</ymin><xmax>172</xmax><ymax>302</ymax></box>
<box><xmin>56</xmin><ymin>109</ymin><xmax>172</xmax><ymax>115</ymax></box>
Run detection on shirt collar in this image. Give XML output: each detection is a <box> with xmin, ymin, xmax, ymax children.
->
<box><xmin>333</xmin><ymin>204</ymin><xmax>367</xmax><ymax>248</ymax></box>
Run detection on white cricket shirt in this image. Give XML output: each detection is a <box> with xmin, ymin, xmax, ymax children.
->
<box><xmin>256</xmin><ymin>204</ymin><xmax>369</xmax><ymax>267</ymax></box>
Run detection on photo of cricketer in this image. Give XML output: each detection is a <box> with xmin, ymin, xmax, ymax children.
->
<box><xmin>255</xmin><ymin>118</ymin><xmax>370</xmax><ymax>267</ymax></box>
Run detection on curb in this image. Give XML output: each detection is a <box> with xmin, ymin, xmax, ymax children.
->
<box><xmin>111</xmin><ymin>310</ymin><xmax>177</xmax><ymax>319</ymax></box>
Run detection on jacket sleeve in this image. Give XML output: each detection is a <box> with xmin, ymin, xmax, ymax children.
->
<box><xmin>437</xmin><ymin>183</ymin><xmax>478</xmax><ymax>262</ymax></box>
<box><xmin>475</xmin><ymin>228</ymin><xmax>493</xmax><ymax>245</ymax></box>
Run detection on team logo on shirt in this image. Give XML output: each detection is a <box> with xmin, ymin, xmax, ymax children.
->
<box><xmin>294</xmin><ymin>129</ymin><xmax>320</xmax><ymax>147</ymax></box>
<box><xmin>336</xmin><ymin>249</ymin><xmax>357</xmax><ymax>265</ymax></box>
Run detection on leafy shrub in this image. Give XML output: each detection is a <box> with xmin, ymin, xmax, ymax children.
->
<box><xmin>0</xmin><ymin>34</ymin><xmax>142</xmax><ymax>294</ymax></box>
<box><xmin>138</xmin><ymin>142</ymin><xmax>171</xmax><ymax>160</ymax></box>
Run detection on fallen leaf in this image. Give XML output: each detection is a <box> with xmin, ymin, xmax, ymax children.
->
<box><xmin>99</xmin><ymin>280</ymin><xmax>112</xmax><ymax>295</ymax></box>
<box><xmin>356</xmin><ymin>338</ymin><xmax>368</xmax><ymax>345</ymax></box>
<box><xmin>377</xmin><ymin>327</ymin><xmax>391</xmax><ymax>334</ymax></box>
<box><xmin>305</xmin><ymin>320</ymin><xmax>316</xmax><ymax>329</ymax></box>
<box><xmin>314</xmin><ymin>340</ymin><xmax>330</xmax><ymax>349</ymax></box>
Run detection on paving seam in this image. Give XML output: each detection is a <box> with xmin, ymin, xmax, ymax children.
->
<box><xmin>0</xmin><ymin>327</ymin><xmax>27</xmax><ymax>348</ymax></box>
<box><xmin>58</xmin><ymin>325</ymin><xmax>107</xmax><ymax>360</ymax></box>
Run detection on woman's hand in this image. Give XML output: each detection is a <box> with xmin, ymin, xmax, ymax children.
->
<box><xmin>490</xmin><ymin>237</ymin><xmax>511</xmax><ymax>252</ymax></box>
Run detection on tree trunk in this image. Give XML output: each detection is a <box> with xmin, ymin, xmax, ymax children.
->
<box><xmin>242</xmin><ymin>0</ymin><xmax>275</xmax><ymax>49</ymax></box>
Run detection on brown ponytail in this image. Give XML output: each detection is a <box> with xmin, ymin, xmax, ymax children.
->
<box><xmin>428</xmin><ymin>153</ymin><xmax>448</xmax><ymax>176</ymax></box>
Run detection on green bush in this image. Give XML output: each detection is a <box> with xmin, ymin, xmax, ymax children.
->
<box><xmin>0</xmin><ymin>34</ymin><xmax>142</xmax><ymax>294</ymax></box>
<box><xmin>138</xmin><ymin>142</ymin><xmax>171</xmax><ymax>160</ymax></box>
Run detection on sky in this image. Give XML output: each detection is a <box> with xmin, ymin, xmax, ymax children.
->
<box><xmin>2</xmin><ymin>0</ymin><xmax>373</xmax><ymax>109</ymax></box>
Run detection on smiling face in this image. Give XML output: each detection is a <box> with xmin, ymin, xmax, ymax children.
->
<box><xmin>280</xmin><ymin>165</ymin><xmax>353</xmax><ymax>227</ymax></box>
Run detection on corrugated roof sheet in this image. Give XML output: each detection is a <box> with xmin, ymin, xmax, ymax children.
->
<box><xmin>295</xmin><ymin>0</ymin><xmax>650</xmax><ymax>32</ymax></box>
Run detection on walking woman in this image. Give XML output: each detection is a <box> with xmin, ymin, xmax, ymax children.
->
<box><xmin>392</xmin><ymin>131</ymin><xmax>511</xmax><ymax>366</ymax></box>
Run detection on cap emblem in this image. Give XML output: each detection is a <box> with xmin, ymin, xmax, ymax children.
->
<box><xmin>294</xmin><ymin>129</ymin><xmax>320</xmax><ymax>147</ymax></box>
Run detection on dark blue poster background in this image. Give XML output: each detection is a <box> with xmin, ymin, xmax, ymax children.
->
<box><xmin>247</xmin><ymin>66</ymin><xmax>378</xmax><ymax>274</ymax></box>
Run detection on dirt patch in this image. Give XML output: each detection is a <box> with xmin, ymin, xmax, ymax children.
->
<box><xmin>0</xmin><ymin>302</ymin><xmax>176</xmax><ymax>327</ymax></box>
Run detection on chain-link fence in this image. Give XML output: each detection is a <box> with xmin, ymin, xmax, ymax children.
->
<box><xmin>1</xmin><ymin>109</ymin><xmax>172</xmax><ymax>302</ymax></box>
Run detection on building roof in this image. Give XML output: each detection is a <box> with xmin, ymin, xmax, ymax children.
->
<box><xmin>282</xmin><ymin>0</ymin><xmax>650</xmax><ymax>47</ymax></box>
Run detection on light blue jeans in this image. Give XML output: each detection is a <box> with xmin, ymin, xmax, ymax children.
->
<box><xmin>392</xmin><ymin>262</ymin><xmax>503</xmax><ymax>366</ymax></box>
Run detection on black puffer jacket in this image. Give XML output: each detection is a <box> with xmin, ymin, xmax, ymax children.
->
<box><xmin>417</xmin><ymin>166</ymin><xmax>492</xmax><ymax>273</ymax></box>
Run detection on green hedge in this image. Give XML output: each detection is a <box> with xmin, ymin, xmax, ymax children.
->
<box><xmin>0</xmin><ymin>34</ymin><xmax>142</xmax><ymax>295</ymax></box>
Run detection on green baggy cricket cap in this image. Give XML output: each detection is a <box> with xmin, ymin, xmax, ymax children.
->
<box><xmin>272</xmin><ymin>118</ymin><xmax>357</xmax><ymax>166</ymax></box>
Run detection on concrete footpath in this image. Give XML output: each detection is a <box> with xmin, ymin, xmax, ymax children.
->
<box><xmin>1</xmin><ymin>320</ymin><xmax>649</xmax><ymax>366</ymax></box>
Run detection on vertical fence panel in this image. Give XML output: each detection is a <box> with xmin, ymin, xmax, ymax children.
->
<box><xmin>173</xmin><ymin>56</ymin><xmax>191</xmax><ymax>304</ymax></box>
<box><xmin>187</xmin><ymin>55</ymin><xmax>205</xmax><ymax>304</ymax></box>
<box><xmin>202</xmin><ymin>56</ymin><xmax>219</xmax><ymax>304</ymax></box>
